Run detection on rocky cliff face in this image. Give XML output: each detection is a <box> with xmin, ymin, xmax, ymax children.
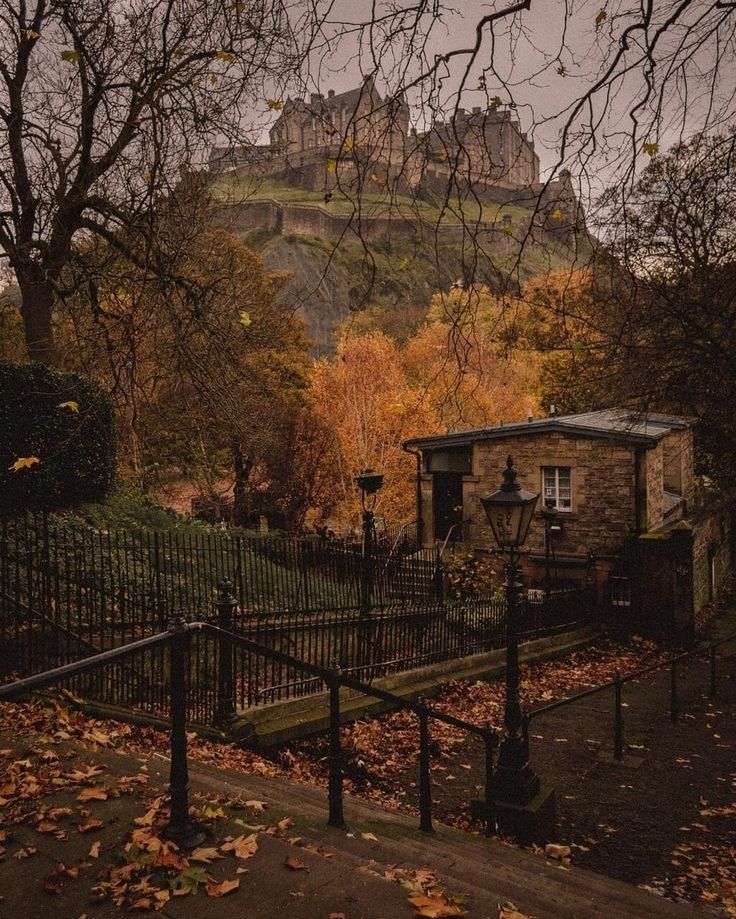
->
<box><xmin>240</xmin><ymin>223</ymin><xmax>591</xmax><ymax>355</ymax></box>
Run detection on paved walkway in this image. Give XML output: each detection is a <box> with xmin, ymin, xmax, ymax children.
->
<box><xmin>0</xmin><ymin>719</ymin><xmax>719</xmax><ymax>918</ymax></box>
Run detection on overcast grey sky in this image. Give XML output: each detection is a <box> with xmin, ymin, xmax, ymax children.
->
<box><xmin>250</xmin><ymin>0</ymin><xmax>735</xmax><ymax>203</ymax></box>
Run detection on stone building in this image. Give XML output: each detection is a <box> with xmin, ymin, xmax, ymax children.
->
<box><xmin>269</xmin><ymin>77</ymin><xmax>410</xmax><ymax>170</ymax></box>
<box><xmin>403</xmin><ymin>409</ymin><xmax>734</xmax><ymax>642</ymax></box>
<box><xmin>425</xmin><ymin>107</ymin><xmax>539</xmax><ymax>189</ymax></box>
<box><xmin>210</xmin><ymin>77</ymin><xmax>540</xmax><ymax>192</ymax></box>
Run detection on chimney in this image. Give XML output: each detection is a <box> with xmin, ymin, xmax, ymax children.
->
<box><xmin>527</xmin><ymin>411</ymin><xmax>533</xmax><ymax>423</ymax></box>
<box><xmin>328</xmin><ymin>89</ymin><xmax>335</xmax><ymax>99</ymax></box>
<box><xmin>310</xmin><ymin>92</ymin><xmax>322</xmax><ymax>105</ymax></box>
<box><xmin>549</xmin><ymin>404</ymin><xmax>557</xmax><ymax>417</ymax></box>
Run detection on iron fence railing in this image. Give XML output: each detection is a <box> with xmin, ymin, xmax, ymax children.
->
<box><xmin>0</xmin><ymin>513</ymin><xmax>597</xmax><ymax>707</ymax></box>
<box><xmin>523</xmin><ymin>630</ymin><xmax>736</xmax><ymax>761</ymax></box>
<box><xmin>0</xmin><ymin>614</ymin><xmax>500</xmax><ymax>842</ymax></box>
<box><xmin>1</xmin><ymin>558</ymin><xmax>596</xmax><ymax>711</ymax></box>
<box><xmin>0</xmin><ymin>513</ymin><xmax>441</xmax><ymax>669</ymax></box>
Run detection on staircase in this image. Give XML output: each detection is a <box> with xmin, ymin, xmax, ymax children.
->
<box><xmin>0</xmin><ymin>721</ymin><xmax>713</xmax><ymax>919</ymax></box>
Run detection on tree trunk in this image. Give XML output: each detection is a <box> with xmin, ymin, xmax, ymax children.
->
<box><xmin>16</xmin><ymin>266</ymin><xmax>59</xmax><ymax>366</ymax></box>
<box><xmin>231</xmin><ymin>441</ymin><xmax>253</xmax><ymax>527</ymax></box>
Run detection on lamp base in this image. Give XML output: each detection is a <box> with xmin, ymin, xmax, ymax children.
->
<box><xmin>162</xmin><ymin>819</ymin><xmax>208</xmax><ymax>850</ymax></box>
<box><xmin>471</xmin><ymin>786</ymin><xmax>556</xmax><ymax>845</ymax></box>
<box><xmin>492</xmin><ymin>760</ymin><xmax>541</xmax><ymax>805</ymax></box>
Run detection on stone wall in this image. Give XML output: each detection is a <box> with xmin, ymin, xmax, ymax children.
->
<box><xmin>211</xmin><ymin>200</ymin><xmax>282</xmax><ymax>236</ymax></box>
<box><xmin>420</xmin><ymin>433</ymin><xmax>638</xmax><ymax>565</ymax></box>
<box><xmin>211</xmin><ymin>198</ymin><xmax>539</xmax><ymax>247</ymax></box>
<box><xmin>644</xmin><ymin>443</ymin><xmax>665</xmax><ymax>530</ymax></box>
<box><xmin>692</xmin><ymin>506</ymin><xmax>733</xmax><ymax>614</ymax></box>
<box><xmin>662</xmin><ymin>428</ymin><xmax>695</xmax><ymax>503</ymax></box>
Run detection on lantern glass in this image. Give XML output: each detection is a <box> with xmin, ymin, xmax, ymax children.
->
<box><xmin>480</xmin><ymin>456</ymin><xmax>539</xmax><ymax>548</ymax></box>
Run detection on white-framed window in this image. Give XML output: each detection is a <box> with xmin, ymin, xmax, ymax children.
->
<box><xmin>542</xmin><ymin>466</ymin><xmax>572</xmax><ymax>511</ymax></box>
<box><xmin>610</xmin><ymin>576</ymin><xmax>632</xmax><ymax>607</ymax></box>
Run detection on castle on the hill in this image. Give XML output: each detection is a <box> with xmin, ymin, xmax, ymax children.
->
<box><xmin>210</xmin><ymin>76</ymin><xmax>542</xmax><ymax>196</ymax></box>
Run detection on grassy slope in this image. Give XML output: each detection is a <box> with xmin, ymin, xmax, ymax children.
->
<box><xmin>211</xmin><ymin>174</ymin><xmax>592</xmax><ymax>350</ymax></box>
<box><xmin>211</xmin><ymin>175</ymin><xmax>532</xmax><ymax>227</ymax></box>
<box><xmin>51</xmin><ymin>491</ymin><xmax>360</xmax><ymax>612</ymax></box>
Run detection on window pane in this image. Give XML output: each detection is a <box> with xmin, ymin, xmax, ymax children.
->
<box><xmin>542</xmin><ymin>466</ymin><xmax>572</xmax><ymax>510</ymax></box>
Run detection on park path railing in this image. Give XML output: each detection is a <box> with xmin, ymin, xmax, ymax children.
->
<box><xmin>523</xmin><ymin>630</ymin><xmax>736</xmax><ymax>761</ymax></box>
<box><xmin>0</xmin><ymin>614</ymin><xmax>499</xmax><ymax>843</ymax></box>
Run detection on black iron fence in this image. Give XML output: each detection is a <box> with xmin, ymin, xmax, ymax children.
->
<box><xmin>0</xmin><ymin>513</ymin><xmax>440</xmax><ymax>662</ymax></box>
<box><xmin>0</xmin><ymin>513</ymin><xmax>596</xmax><ymax>715</ymax></box>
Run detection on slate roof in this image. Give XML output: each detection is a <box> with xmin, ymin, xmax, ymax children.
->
<box><xmin>403</xmin><ymin>409</ymin><xmax>691</xmax><ymax>451</ymax></box>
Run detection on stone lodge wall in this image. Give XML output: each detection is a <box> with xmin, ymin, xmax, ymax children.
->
<box><xmin>692</xmin><ymin>506</ymin><xmax>733</xmax><ymax>614</ymax></box>
<box><xmin>662</xmin><ymin>429</ymin><xmax>695</xmax><ymax>504</ymax></box>
<box><xmin>645</xmin><ymin>443</ymin><xmax>665</xmax><ymax>531</ymax></box>
<box><xmin>456</xmin><ymin>433</ymin><xmax>638</xmax><ymax>559</ymax></box>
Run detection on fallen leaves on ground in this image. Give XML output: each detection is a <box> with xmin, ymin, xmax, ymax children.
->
<box><xmin>0</xmin><ymin>636</ymin><xmax>730</xmax><ymax>915</ymax></box>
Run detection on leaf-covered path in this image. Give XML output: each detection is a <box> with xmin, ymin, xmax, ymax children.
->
<box><xmin>0</xmin><ymin>635</ymin><xmax>733</xmax><ymax>916</ymax></box>
<box><xmin>0</xmin><ymin>699</ymin><xmax>711</xmax><ymax>919</ymax></box>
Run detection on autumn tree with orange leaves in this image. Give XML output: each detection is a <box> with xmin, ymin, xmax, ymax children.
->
<box><xmin>296</xmin><ymin>331</ymin><xmax>436</xmax><ymax>529</ymax></box>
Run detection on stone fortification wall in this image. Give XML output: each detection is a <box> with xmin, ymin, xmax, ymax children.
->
<box><xmin>210</xmin><ymin>198</ymin><xmax>553</xmax><ymax>248</ymax></box>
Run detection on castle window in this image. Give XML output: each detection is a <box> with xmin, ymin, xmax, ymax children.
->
<box><xmin>542</xmin><ymin>466</ymin><xmax>572</xmax><ymax>511</ymax></box>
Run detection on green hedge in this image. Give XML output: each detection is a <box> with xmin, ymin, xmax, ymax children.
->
<box><xmin>0</xmin><ymin>361</ymin><xmax>116</xmax><ymax>514</ymax></box>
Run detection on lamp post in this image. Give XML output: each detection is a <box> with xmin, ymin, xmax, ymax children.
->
<box><xmin>356</xmin><ymin>469</ymin><xmax>384</xmax><ymax>671</ymax></box>
<box><xmin>480</xmin><ymin>456</ymin><xmax>541</xmax><ymax>807</ymax></box>
<box><xmin>541</xmin><ymin>499</ymin><xmax>557</xmax><ymax>599</ymax></box>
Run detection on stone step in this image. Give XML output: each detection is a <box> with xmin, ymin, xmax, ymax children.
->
<box><xmin>185</xmin><ymin>753</ymin><xmax>712</xmax><ymax>919</ymax></box>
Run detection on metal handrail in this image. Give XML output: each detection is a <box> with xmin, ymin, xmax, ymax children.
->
<box><xmin>438</xmin><ymin>523</ymin><xmax>461</xmax><ymax>558</ymax></box>
<box><xmin>388</xmin><ymin>519</ymin><xmax>416</xmax><ymax>558</ymax></box>
<box><xmin>0</xmin><ymin>607</ymin><xmax>499</xmax><ymax>840</ymax></box>
<box><xmin>522</xmin><ymin>628</ymin><xmax>736</xmax><ymax>764</ymax></box>
<box><xmin>0</xmin><ymin>626</ymin><xmax>192</xmax><ymax>699</ymax></box>
<box><xmin>0</xmin><ymin>616</ymin><xmax>208</xmax><ymax>849</ymax></box>
<box><xmin>201</xmin><ymin>622</ymin><xmax>489</xmax><ymax>738</ymax></box>
<box><xmin>202</xmin><ymin>616</ymin><xmax>499</xmax><ymax>833</ymax></box>
<box><xmin>526</xmin><ymin>628</ymin><xmax>736</xmax><ymax>724</ymax></box>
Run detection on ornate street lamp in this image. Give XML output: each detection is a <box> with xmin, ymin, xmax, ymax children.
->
<box><xmin>356</xmin><ymin>469</ymin><xmax>384</xmax><ymax>507</ymax></box>
<box><xmin>481</xmin><ymin>456</ymin><xmax>546</xmax><ymax>823</ymax></box>
<box><xmin>355</xmin><ymin>469</ymin><xmax>384</xmax><ymax>671</ymax></box>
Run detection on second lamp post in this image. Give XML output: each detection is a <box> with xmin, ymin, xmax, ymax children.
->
<box><xmin>356</xmin><ymin>468</ymin><xmax>384</xmax><ymax>671</ymax></box>
<box><xmin>480</xmin><ymin>456</ymin><xmax>554</xmax><ymax>840</ymax></box>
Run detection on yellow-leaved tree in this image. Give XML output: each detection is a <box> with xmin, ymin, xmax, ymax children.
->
<box><xmin>299</xmin><ymin>331</ymin><xmax>437</xmax><ymax>529</ymax></box>
<box><xmin>404</xmin><ymin>286</ymin><xmax>543</xmax><ymax>429</ymax></box>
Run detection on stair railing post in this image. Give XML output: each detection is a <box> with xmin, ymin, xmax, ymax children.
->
<box><xmin>418</xmin><ymin>702</ymin><xmax>434</xmax><ymax>834</ymax></box>
<box><xmin>614</xmin><ymin>676</ymin><xmax>624</xmax><ymax>760</ymax></box>
<box><xmin>163</xmin><ymin>611</ymin><xmax>206</xmax><ymax>849</ymax></box>
<box><xmin>709</xmin><ymin>645</ymin><xmax>717</xmax><ymax>700</ymax></box>
<box><xmin>215</xmin><ymin>579</ymin><xmax>237</xmax><ymax>726</ymax></box>
<box><xmin>670</xmin><ymin>656</ymin><xmax>678</xmax><ymax>723</ymax></box>
<box><xmin>327</xmin><ymin>661</ymin><xmax>345</xmax><ymax>828</ymax></box>
<box><xmin>483</xmin><ymin>725</ymin><xmax>496</xmax><ymax>837</ymax></box>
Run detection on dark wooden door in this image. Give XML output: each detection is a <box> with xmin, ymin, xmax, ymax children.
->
<box><xmin>433</xmin><ymin>472</ymin><xmax>464</xmax><ymax>542</ymax></box>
